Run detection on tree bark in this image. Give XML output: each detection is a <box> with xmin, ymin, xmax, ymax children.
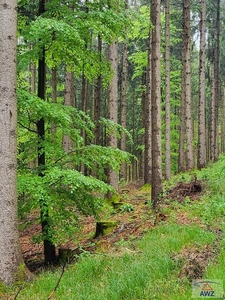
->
<box><xmin>164</xmin><ymin>0</ymin><xmax>171</xmax><ymax>179</ymax></box>
<box><xmin>151</xmin><ymin>0</ymin><xmax>162</xmax><ymax>209</ymax></box>
<box><xmin>62</xmin><ymin>71</ymin><xmax>75</xmax><ymax>153</ymax></box>
<box><xmin>94</xmin><ymin>36</ymin><xmax>102</xmax><ymax>146</ymax></box>
<box><xmin>107</xmin><ymin>41</ymin><xmax>119</xmax><ymax>191</ymax></box>
<box><xmin>120</xmin><ymin>41</ymin><xmax>128</xmax><ymax>181</ymax></box>
<box><xmin>0</xmin><ymin>0</ymin><xmax>25</xmax><ymax>284</ymax></box>
<box><xmin>184</xmin><ymin>0</ymin><xmax>194</xmax><ymax>170</ymax></box>
<box><xmin>197</xmin><ymin>0</ymin><xmax>206</xmax><ymax>169</ymax></box>
<box><xmin>144</xmin><ymin>29</ymin><xmax>152</xmax><ymax>184</ymax></box>
<box><xmin>213</xmin><ymin>0</ymin><xmax>220</xmax><ymax>162</ymax></box>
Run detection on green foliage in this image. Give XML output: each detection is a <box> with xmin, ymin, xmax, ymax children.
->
<box><xmin>119</xmin><ymin>203</ymin><xmax>134</xmax><ymax>213</ymax></box>
<box><xmin>17</xmin><ymin>87</ymin><xmax>132</xmax><ymax>245</ymax></box>
<box><xmin>18</xmin><ymin>0</ymin><xmax>133</xmax><ymax>84</ymax></box>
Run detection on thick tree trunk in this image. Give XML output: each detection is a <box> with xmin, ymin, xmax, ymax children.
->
<box><xmin>0</xmin><ymin>0</ymin><xmax>25</xmax><ymax>284</ymax></box>
<box><xmin>151</xmin><ymin>0</ymin><xmax>162</xmax><ymax>209</ymax></box>
<box><xmin>197</xmin><ymin>0</ymin><xmax>206</xmax><ymax>169</ymax></box>
<box><xmin>164</xmin><ymin>0</ymin><xmax>171</xmax><ymax>179</ymax></box>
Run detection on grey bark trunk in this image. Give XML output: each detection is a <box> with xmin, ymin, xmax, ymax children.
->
<box><xmin>144</xmin><ymin>29</ymin><xmax>152</xmax><ymax>184</ymax></box>
<box><xmin>151</xmin><ymin>0</ymin><xmax>162</xmax><ymax>209</ymax></box>
<box><xmin>63</xmin><ymin>71</ymin><xmax>75</xmax><ymax>153</ymax></box>
<box><xmin>0</xmin><ymin>0</ymin><xmax>24</xmax><ymax>284</ymax></box>
<box><xmin>213</xmin><ymin>0</ymin><xmax>220</xmax><ymax>162</ymax></box>
<box><xmin>107</xmin><ymin>41</ymin><xmax>118</xmax><ymax>191</ymax></box>
<box><xmin>184</xmin><ymin>0</ymin><xmax>194</xmax><ymax>170</ymax></box>
<box><xmin>197</xmin><ymin>0</ymin><xmax>206</xmax><ymax>169</ymax></box>
<box><xmin>164</xmin><ymin>0</ymin><xmax>171</xmax><ymax>179</ymax></box>
<box><xmin>120</xmin><ymin>41</ymin><xmax>128</xmax><ymax>181</ymax></box>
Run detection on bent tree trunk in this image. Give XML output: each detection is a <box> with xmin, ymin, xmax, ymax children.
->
<box><xmin>0</xmin><ymin>0</ymin><xmax>25</xmax><ymax>284</ymax></box>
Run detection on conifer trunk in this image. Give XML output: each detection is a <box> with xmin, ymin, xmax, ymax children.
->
<box><xmin>151</xmin><ymin>0</ymin><xmax>162</xmax><ymax>209</ymax></box>
<box><xmin>197</xmin><ymin>0</ymin><xmax>206</xmax><ymax>169</ymax></box>
<box><xmin>0</xmin><ymin>0</ymin><xmax>26</xmax><ymax>284</ymax></box>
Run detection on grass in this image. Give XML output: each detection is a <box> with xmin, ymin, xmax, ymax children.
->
<box><xmin>7</xmin><ymin>224</ymin><xmax>215</xmax><ymax>300</ymax></box>
<box><xmin>4</xmin><ymin>156</ymin><xmax>225</xmax><ymax>299</ymax></box>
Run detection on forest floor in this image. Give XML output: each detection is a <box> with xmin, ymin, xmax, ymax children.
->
<box><xmin>4</xmin><ymin>159</ymin><xmax>225</xmax><ymax>299</ymax></box>
<box><xmin>20</xmin><ymin>177</ymin><xmax>208</xmax><ymax>278</ymax></box>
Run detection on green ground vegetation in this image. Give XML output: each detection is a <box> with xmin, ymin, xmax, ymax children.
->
<box><xmin>4</xmin><ymin>156</ymin><xmax>225</xmax><ymax>300</ymax></box>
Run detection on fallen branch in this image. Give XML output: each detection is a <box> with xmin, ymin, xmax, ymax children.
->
<box><xmin>46</xmin><ymin>263</ymin><xmax>66</xmax><ymax>300</ymax></box>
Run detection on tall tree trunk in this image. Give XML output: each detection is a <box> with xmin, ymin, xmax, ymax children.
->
<box><xmin>151</xmin><ymin>0</ymin><xmax>162</xmax><ymax>209</ymax></box>
<box><xmin>209</xmin><ymin>62</ymin><xmax>215</xmax><ymax>160</ymax></box>
<box><xmin>178</xmin><ymin>62</ymin><xmax>186</xmax><ymax>172</ymax></box>
<box><xmin>62</xmin><ymin>71</ymin><xmax>75</xmax><ymax>153</ymax></box>
<box><xmin>0</xmin><ymin>0</ymin><xmax>26</xmax><ymax>284</ymax></box>
<box><xmin>94</xmin><ymin>36</ymin><xmax>102</xmax><ymax>146</ymax></box>
<box><xmin>107</xmin><ymin>41</ymin><xmax>118</xmax><ymax>191</ymax></box>
<box><xmin>37</xmin><ymin>0</ymin><xmax>56</xmax><ymax>265</ymax></box>
<box><xmin>197</xmin><ymin>0</ymin><xmax>206</xmax><ymax>169</ymax></box>
<box><xmin>213</xmin><ymin>0</ymin><xmax>220</xmax><ymax>162</ymax></box>
<box><xmin>80</xmin><ymin>71</ymin><xmax>88</xmax><ymax>174</ymax></box>
<box><xmin>164</xmin><ymin>0</ymin><xmax>171</xmax><ymax>179</ymax></box>
<box><xmin>29</xmin><ymin>59</ymin><xmax>36</xmax><ymax>93</ymax></box>
<box><xmin>184</xmin><ymin>0</ymin><xmax>194</xmax><ymax>170</ymax></box>
<box><xmin>221</xmin><ymin>88</ymin><xmax>225</xmax><ymax>153</ymax></box>
<box><xmin>178</xmin><ymin>6</ymin><xmax>186</xmax><ymax>173</ymax></box>
<box><xmin>120</xmin><ymin>41</ymin><xmax>128</xmax><ymax>181</ymax></box>
<box><xmin>144</xmin><ymin>30</ymin><xmax>152</xmax><ymax>184</ymax></box>
<box><xmin>52</xmin><ymin>67</ymin><xmax>57</xmax><ymax>134</ymax></box>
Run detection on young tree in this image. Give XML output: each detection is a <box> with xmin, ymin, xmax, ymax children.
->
<box><xmin>37</xmin><ymin>0</ymin><xmax>56</xmax><ymax>264</ymax></box>
<box><xmin>0</xmin><ymin>0</ymin><xmax>25</xmax><ymax>284</ymax></box>
<box><xmin>151</xmin><ymin>0</ymin><xmax>162</xmax><ymax>208</ymax></box>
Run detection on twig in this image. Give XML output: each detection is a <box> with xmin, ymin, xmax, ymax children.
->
<box><xmin>46</xmin><ymin>263</ymin><xmax>66</xmax><ymax>300</ymax></box>
<box><xmin>13</xmin><ymin>285</ymin><xmax>24</xmax><ymax>300</ymax></box>
<box><xmin>18</xmin><ymin>122</ymin><xmax>37</xmax><ymax>133</ymax></box>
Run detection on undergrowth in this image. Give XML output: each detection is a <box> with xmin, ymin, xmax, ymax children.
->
<box><xmin>4</xmin><ymin>156</ymin><xmax>225</xmax><ymax>299</ymax></box>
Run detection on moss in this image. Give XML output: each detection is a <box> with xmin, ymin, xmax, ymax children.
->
<box><xmin>139</xmin><ymin>183</ymin><xmax>151</xmax><ymax>192</ymax></box>
<box><xmin>14</xmin><ymin>263</ymin><xmax>34</xmax><ymax>285</ymax></box>
<box><xmin>95</xmin><ymin>220</ymin><xmax>118</xmax><ymax>238</ymax></box>
<box><xmin>0</xmin><ymin>281</ymin><xmax>8</xmax><ymax>295</ymax></box>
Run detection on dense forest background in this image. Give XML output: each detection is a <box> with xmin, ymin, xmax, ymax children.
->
<box><xmin>14</xmin><ymin>0</ymin><xmax>225</xmax><ymax>264</ymax></box>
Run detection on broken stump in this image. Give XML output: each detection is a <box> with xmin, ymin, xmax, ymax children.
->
<box><xmin>94</xmin><ymin>220</ymin><xmax>117</xmax><ymax>238</ymax></box>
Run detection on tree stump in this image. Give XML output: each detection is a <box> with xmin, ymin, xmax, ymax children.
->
<box><xmin>94</xmin><ymin>221</ymin><xmax>117</xmax><ymax>238</ymax></box>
